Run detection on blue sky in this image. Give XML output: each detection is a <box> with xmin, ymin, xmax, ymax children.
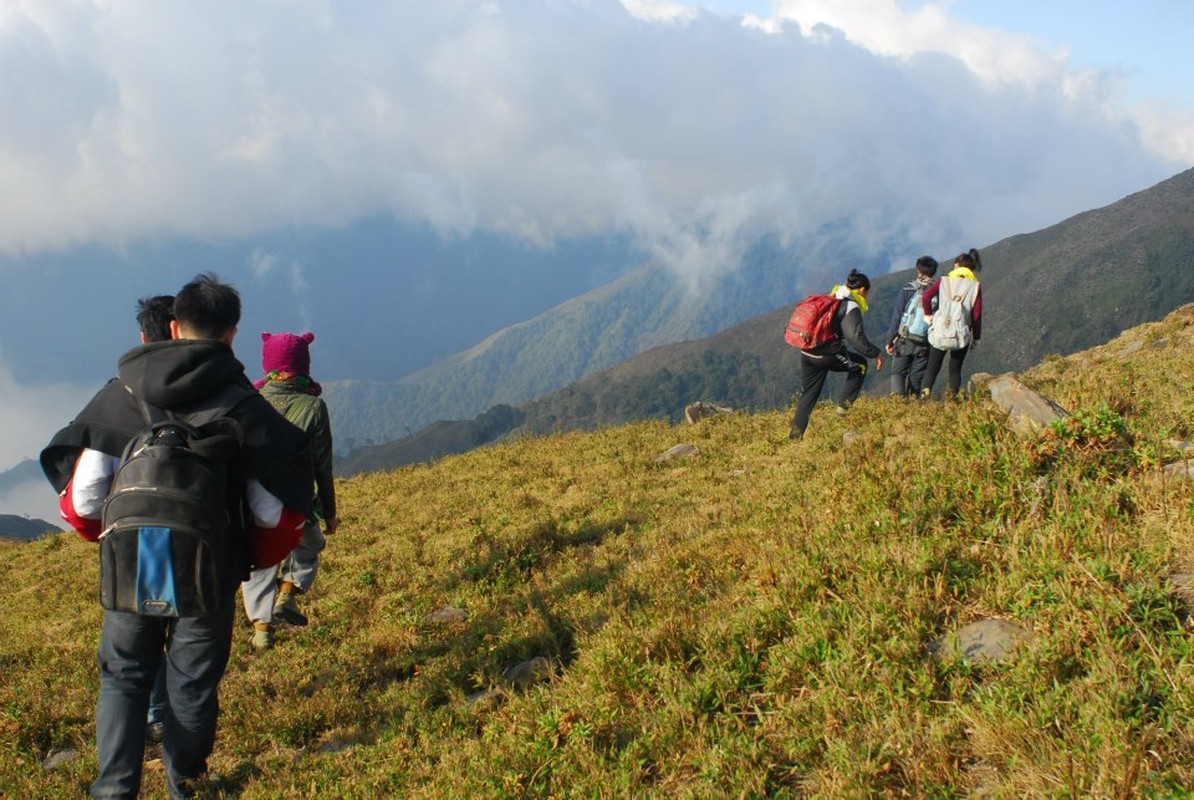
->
<box><xmin>704</xmin><ymin>0</ymin><xmax>1194</xmax><ymax>107</ymax></box>
<box><xmin>935</xmin><ymin>0</ymin><xmax>1192</xmax><ymax>107</ymax></box>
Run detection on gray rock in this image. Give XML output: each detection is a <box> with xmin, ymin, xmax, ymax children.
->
<box><xmin>987</xmin><ymin>374</ymin><xmax>1068</xmax><ymax>436</ymax></box>
<box><xmin>930</xmin><ymin>618</ymin><xmax>1032</xmax><ymax>664</ymax></box>
<box><xmin>41</xmin><ymin>748</ymin><xmax>80</xmax><ymax>772</ymax></box>
<box><xmin>318</xmin><ymin>737</ymin><xmax>354</xmax><ymax>753</ymax></box>
<box><xmin>1118</xmin><ymin>339</ymin><xmax>1144</xmax><ymax>356</ymax></box>
<box><xmin>1170</xmin><ymin>572</ymin><xmax>1194</xmax><ymax>611</ymax></box>
<box><xmin>655</xmin><ymin>443</ymin><xmax>698</xmax><ymax>463</ymax></box>
<box><xmin>684</xmin><ymin>401</ymin><xmax>733</xmax><ymax>424</ymax></box>
<box><xmin>502</xmin><ymin>656</ymin><xmax>552</xmax><ymax>689</ymax></box>
<box><xmin>423</xmin><ymin>606</ymin><xmax>469</xmax><ymax>625</ymax></box>
<box><xmin>466</xmin><ymin>688</ymin><xmax>502</xmax><ymax>705</ymax></box>
<box><xmin>1163</xmin><ymin>462</ymin><xmax>1194</xmax><ymax>479</ymax></box>
<box><xmin>968</xmin><ymin>372</ymin><xmax>996</xmax><ymax>394</ymax></box>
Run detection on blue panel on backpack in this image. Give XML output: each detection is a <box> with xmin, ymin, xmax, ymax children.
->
<box><xmin>136</xmin><ymin>527</ymin><xmax>177</xmax><ymax>616</ymax></box>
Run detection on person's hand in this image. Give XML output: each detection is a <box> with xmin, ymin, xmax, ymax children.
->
<box><xmin>875</xmin><ymin>356</ymin><xmax>884</xmax><ymax>372</ymax></box>
<box><xmin>885</xmin><ymin>343</ymin><xmax>894</xmax><ymax>356</ymax></box>
<box><xmin>324</xmin><ymin>517</ymin><xmax>340</xmax><ymax>536</ymax></box>
<box><xmin>923</xmin><ymin>315</ymin><xmax>933</xmax><ymax>325</ymax></box>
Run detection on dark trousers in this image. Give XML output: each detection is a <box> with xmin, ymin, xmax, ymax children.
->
<box><xmin>923</xmin><ymin>344</ymin><xmax>970</xmax><ymax>397</ymax></box>
<box><xmin>889</xmin><ymin>340</ymin><xmax>929</xmax><ymax>397</ymax></box>
<box><xmin>790</xmin><ymin>349</ymin><xmax>867</xmax><ymax>438</ymax></box>
<box><xmin>91</xmin><ymin>589</ymin><xmax>236</xmax><ymax>799</ymax></box>
<box><xmin>148</xmin><ymin>655</ymin><xmax>167</xmax><ymax>726</ymax></box>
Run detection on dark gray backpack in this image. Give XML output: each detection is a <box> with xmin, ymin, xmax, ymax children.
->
<box><xmin>98</xmin><ymin>388</ymin><xmax>243</xmax><ymax>617</ymax></box>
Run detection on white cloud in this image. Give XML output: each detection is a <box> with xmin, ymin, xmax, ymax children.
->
<box><xmin>620</xmin><ymin>0</ymin><xmax>700</xmax><ymax>24</ymax></box>
<box><xmin>764</xmin><ymin>0</ymin><xmax>1194</xmax><ymax>168</ymax></box>
<box><xmin>0</xmin><ymin>355</ymin><xmax>96</xmax><ymax>470</ymax></box>
<box><xmin>0</xmin><ymin>0</ymin><xmax>1186</xmax><ymax>285</ymax></box>
<box><xmin>767</xmin><ymin>0</ymin><xmax>1064</xmax><ymax>88</ymax></box>
<box><xmin>249</xmin><ymin>247</ymin><xmax>279</xmax><ymax>280</ymax></box>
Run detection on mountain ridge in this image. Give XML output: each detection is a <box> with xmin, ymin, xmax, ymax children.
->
<box><xmin>335</xmin><ymin>166</ymin><xmax>1194</xmax><ymax>476</ymax></box>
<box><xmin>322</xmin><ymin>231</ymin><xmax>889</xmax><ymax>450</ymax></box>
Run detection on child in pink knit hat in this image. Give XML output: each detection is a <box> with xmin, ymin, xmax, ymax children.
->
<box><xmin>255</xmin><ymin>331</ymin><xmax>322</xmax><ymax>395</ymax></box>
<box><xmin>242</xmin><ymin>331</ymin><xmax>337</xmax><ymax>648</ymax></box>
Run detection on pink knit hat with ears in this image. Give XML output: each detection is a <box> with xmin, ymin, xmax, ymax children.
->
<box><xmin>260</xmin><ymin>331</ymin><xmax>314</xmax><ymax>377</ymax></box>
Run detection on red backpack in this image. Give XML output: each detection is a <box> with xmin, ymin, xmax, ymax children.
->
<box><xmin>784</xmin><ymin>294</ymin><xmax>841</xmax><ymax>350</ymax></box>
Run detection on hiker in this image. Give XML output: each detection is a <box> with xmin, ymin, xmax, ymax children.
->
<box><xmin>241</xmin><ymin>331</ymin><xmax>338</xmax><ymax>649</ymax></box>
<box><xmin>134</xmin><ymin>294</ymin><xmax>176</xmax><ymax>745</ymax></box>
<box><xmin>40</xmin><ymin>273</ymin><xmax>313</xmax><ymax>799</ymax></box>
<box><xmin>136</xmin><ymin>294</ymin><xmax>175</xmax><ymax>345</ymax></box>
<box><xmin>789</xmin><ymin>269</ymin><xmax>884</xmax><ymax>439</ymax></box>
<box><xmin>883</xmin><ymin>256</ymin><xmax>939</xmax><ymax>397</ymax></box>
<box><xmin>921</xmin><ymin>248</ymin><xmax>984</xmax><ymax>399</ymax></box>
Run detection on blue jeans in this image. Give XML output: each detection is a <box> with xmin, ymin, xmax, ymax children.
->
<box><xmin>90</xmin><ymin>588</ymin><xmax>236</xmax><ymax>799</ymax></box>
<box><xmin>148</xmin><ymin>658</ymin><xmax>167</xmax><ymax>726</ymax></box>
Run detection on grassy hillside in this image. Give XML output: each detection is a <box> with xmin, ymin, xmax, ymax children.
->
<box><xmin>336</xmin><ymin>167</ymin><xmax>1194</xmax><ymax>475</ymax></box>
<box><xmin>4</xmin><ymin>307</ymin><xmax>1194</xmax><ymax>797</ymax></box>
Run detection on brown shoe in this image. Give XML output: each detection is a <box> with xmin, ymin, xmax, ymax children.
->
<box><xmin>273</xmin><ymin>592</ymin><xmax>308</xmax><ymax>627</ymax></box>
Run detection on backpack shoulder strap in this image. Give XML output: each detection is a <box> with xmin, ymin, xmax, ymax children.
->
<box><xmin>944</xmin><ymin>276</ymin><xmax>979</xmax><ymax>305</ymax></box>
<box><xmin>119</xmin><ymin>381</ymin><xmax>174</xmax><ymax>430</ymax></box>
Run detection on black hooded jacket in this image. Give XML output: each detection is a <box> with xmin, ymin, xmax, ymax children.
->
<box><xmin>41</xmin><ymin>339</ymin><xmax>314</xmax><ymax>523</ymax></box>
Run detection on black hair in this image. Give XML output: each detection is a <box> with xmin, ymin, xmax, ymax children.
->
<box><xmin>915</xmin><ymin>256</ymin><xmax>938</xmax><ymax>277</ymax></box>
<box><xmin>845</xmin><ymin>268</ymin><xmax>871</xmax><ymax>291</ymax></box>
<box><xmin>955</xmin><ymin>247</ymin><xmax>982</xmax><ymax>272</ymax></box>
<box><xmin>173</xmin><ymin>273</ymin><xmax>241</xmax><ymax>340</ymax></box>
<box><xmin>135</xmin><ymin>294</ymin><xmax>175</xmax><ymax>343</ymax></box>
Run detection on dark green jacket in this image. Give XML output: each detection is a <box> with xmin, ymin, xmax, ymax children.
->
<box><xmin>259</xmin><ymin>379</ymin><xmax>336</xmax><ymax>522</ymax></box>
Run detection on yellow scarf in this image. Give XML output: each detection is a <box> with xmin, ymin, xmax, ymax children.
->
<box><xmin>831</xmin><ymin>285</ymin><xmax>869</xmax><ymax>314</ymax></box>
<box><xmin>948</xmin><ymin>266</ymin><xmax>978</xmax><ymax>282</ymax></box>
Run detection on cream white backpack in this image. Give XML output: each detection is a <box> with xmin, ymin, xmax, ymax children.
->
<box><xmin>927</xmin><ymin>276</ymin><xmax>979</xmax><ymax>351</ymax></box>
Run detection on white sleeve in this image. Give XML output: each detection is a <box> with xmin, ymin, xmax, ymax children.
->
<box><xmin>246</xmin><ymin>478</ymin><xmax>284</xmax><ymax>528</ymax></box>
<box><xmin>70</xmin><ymin>448</ymin><xmax>120</xmax><ymax>519</ymax></box>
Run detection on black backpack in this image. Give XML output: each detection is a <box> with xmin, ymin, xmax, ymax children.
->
<box><xmin>99</xmin><ymin>387</ymin><xmax>244</xmax><ymax>617</ymax></box>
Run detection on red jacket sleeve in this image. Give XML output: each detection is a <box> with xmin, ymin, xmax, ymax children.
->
<box><xmin>247</xmin><ymin>506</ymin><xmax>307</xmax><ymax>569</ymax></box>
<box><xmin>922</xmin><ymin>278</ymin><xmax>941</xmax><ymax>314</ymax></box>
<box><xmin>59</xmin><ymin>476</ymin><xmax>103</xmax><ymax>542</ymax></box>
<box><xmin>972</xmin><ymin>286</ymin><xmax>982</xmax><ymax>341</ymax></box>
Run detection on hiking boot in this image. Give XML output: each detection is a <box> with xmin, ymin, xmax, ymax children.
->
<box><xmin>273</xmin><ymin>592</ymin><xmax>308</xmax><ymax>627</ymax></box>
<box><xmin>834</xmin><ymin>404</ymin><xmax>849</xmax><ymax>417</ymax></box>
<box><xmin>147</xmin><ymin>721</ymin><xmax>164</xmax><ymax>745</ymax></box>
<box><xmin>175</xmin><ymin>772</ymin><xmax>225</xmax><ymax>799</ymax></box>
<box><xmin>919</xmin><ymin>387</ymin><xmax>932</xmax><ymax>400</ymax></box>
<box><xmin>251</xmin><ymin>622</ymin><xmax>274</xmax><ymax>650</ymax></box>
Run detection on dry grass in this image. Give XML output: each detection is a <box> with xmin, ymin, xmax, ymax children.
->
<box><xmin>4</xmin><ymin>307</ymin><xmax>1194</xmax><ymax>798</ymax></box>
